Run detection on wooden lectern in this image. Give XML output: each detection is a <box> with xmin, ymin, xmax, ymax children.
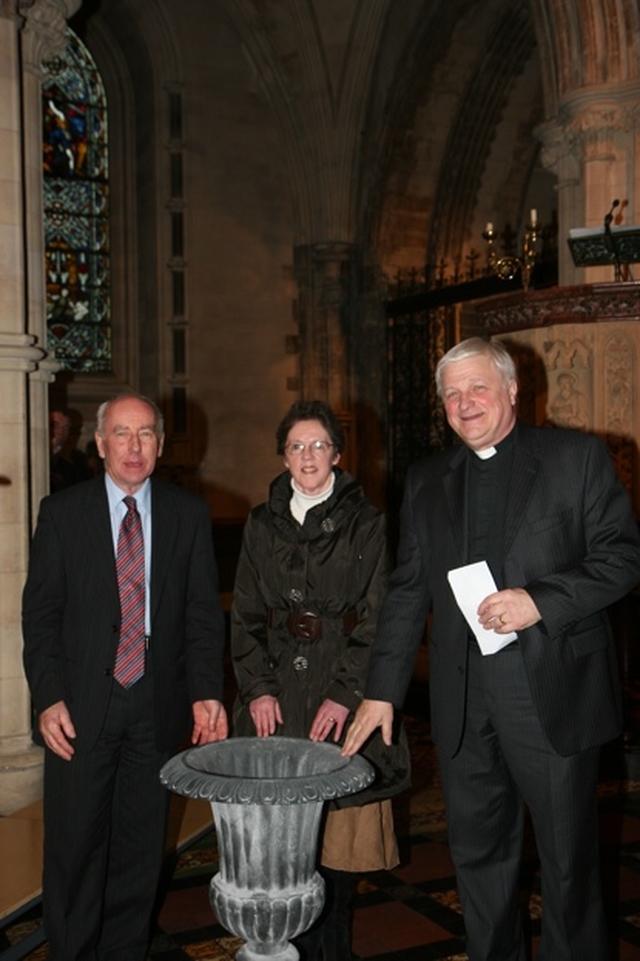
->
<box><xmin>568</xmin><ymin>224</ymin><xmax>640</xmax><ymax>280</ymax></box>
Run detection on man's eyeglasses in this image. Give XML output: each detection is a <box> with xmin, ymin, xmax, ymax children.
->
<box><xmin>285</xmin><ymin>441</ymin><xmax>335</xmax><ymax>456</ymax></box>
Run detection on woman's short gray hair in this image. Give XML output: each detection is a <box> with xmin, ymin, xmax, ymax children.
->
<box><xmin>435</xmin><ymin>338</ymin><xmax>517</xmax><ymax>398</ymax></box>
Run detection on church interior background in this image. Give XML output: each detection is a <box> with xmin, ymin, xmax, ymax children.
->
<box><xmin>1</xmin><ymin>0</ymin><xmax>639</xmax><ymax>813</ymax></box>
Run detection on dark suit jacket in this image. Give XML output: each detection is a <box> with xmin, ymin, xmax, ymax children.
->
<box><xmin>365</xmin><ymin>422</ymin><xmax>640</xmax><ymax>759</ymax></box>
<box><xmin>23</xmin><ymin>475</ymin><xmax>225</xmax><ymax>753</ymax></box>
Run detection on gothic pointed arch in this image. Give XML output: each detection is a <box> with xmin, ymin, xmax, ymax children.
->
<box><xmin>427</xmin><ymin>2</ymin><xmax>539</xmax><ymax>272</ymax></box>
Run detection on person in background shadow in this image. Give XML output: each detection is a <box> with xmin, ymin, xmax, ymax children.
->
<box><xmin>343</xmin><ymin>338</ymin><xmax>640</xmax><ymax>961</ymax></box>
<box><xmin>23</xmin><ymin>393</ymin><xmax>228</xmax><ymax>961</ymax></box>
<box><xmin>231</xmin><ymin>399</ymin><xmax>410</xmax><ymax>961</ymax></box>
<box><xmin>49</xmin><ymin>408</ymin><xmax>91</xmax><ymax>492</ymax></box>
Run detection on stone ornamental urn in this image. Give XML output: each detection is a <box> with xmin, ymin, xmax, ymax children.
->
<box><xmin>160</xmin><ymin>736</ymin><xmax>374</xmax><ymax>961</ymax></box>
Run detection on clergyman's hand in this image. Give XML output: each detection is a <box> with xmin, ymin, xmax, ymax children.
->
<box><xmin>477</xmin><ymin>587</ymin><xmax>542</xmax><ymax>634</ymax></box>
<box><xmin>341</xmin><ymin>699</ymin><xmax>394</xmax><ymax>756</ymax></box>
<box><xmin>39</xmin><ymin>700</ymin><xmax>76</xmax><ymax>761</ymax></box>
<box><xmin>191</xmin><ymin>700</ymin><xmax>229</xmax><ymax>745</ymax></box>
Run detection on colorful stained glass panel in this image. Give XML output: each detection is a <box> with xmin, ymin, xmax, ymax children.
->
<box><xmin>43</xmin><ymin>29</ymin><xmax>111</xmax><ymax>372</ymax></box>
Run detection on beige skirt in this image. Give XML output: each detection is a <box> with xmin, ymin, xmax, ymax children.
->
<box><xmin>320</xmin><ymin>799</ymin><xmax>399</xmax><ymax>873</ymax></box>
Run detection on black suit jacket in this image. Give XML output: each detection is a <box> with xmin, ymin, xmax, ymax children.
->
<box><xmin>23</xmin><ymin>475</ymin><xmax>225</xmax><ymax>752</ymax></box>
<box><xmin>365</xmin><ymin>423</ymin><xmax>640</xmax><ymax>758</ymax></box>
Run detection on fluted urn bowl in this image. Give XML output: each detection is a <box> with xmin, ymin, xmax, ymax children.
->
<box><xmin>160</xmin><ymin>737</ymin><xmax>374</xmax><ymax>961</ymax></box>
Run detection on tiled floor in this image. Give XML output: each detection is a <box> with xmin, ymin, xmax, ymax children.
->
<box><xmin>6</xmin><ymin>709</ymin><xmax>640</xmax><ymax>961</ymax></box>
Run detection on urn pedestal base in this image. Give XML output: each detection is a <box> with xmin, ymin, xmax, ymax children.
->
<box><xmin>213</xmin><ymin>872</ymin><xmax>324</xmax><ymax>960</ymax></box>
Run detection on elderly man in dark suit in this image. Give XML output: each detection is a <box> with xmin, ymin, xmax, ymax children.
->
<box><xmin>343</xmin><ymin>338</ymin><xmax>640</xmax><ymax>961</ymax></box>
<box><xmin>23</xmin><ymin>393</ymin><xmax>228</xmax><ymax>961</ymax></box>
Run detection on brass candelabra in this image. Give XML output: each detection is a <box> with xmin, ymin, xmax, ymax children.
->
<box><xmin>482</xmin><ymin>210</ymin><xmax>541</xmax><ymax>291</ymax></box>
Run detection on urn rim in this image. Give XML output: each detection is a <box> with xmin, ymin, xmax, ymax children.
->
<box><xmin>160</xmin><ymin>736</ymin><xmax>375</xmax><ymax>804</ymax></box>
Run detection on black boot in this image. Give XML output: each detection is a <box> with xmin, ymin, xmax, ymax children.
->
<box><xmin>319</xmin><ymin>868</ymin><xmax>354</xmax><ymax>961</ymax></box>
<box><xmin>293</xmin><ymin>873</ymin><xmax>328</xmax><ymax>961</ymax></box>
<box><xmin>294</xmin><ymin>868</ymin><xmax>354</xmax><ymax>961</ymax></box>
<box><xmin>294</xmin><ymin>922</ymin><xmax>324</xmax><ymax>961</ymax></box>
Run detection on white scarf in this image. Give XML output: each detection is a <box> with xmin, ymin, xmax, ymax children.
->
<box><xmin>289</xmin><ymin>472</ymin><xmax>336</xmax><ymax>524</ymax></box>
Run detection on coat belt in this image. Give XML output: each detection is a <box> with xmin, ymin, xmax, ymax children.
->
<box><xmin>267</xmin><ymin>607</ymin><xmax>358</xmax><ymax>639</ymax></box>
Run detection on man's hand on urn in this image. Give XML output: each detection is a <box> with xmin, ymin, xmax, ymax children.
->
<box><xmin>341</xmin><ymin>698</ymin><xmax>394</xmax><ymax>756</ymax></box>
<box><xmin>191</xmin><ymin>699</ymin><xmax>229</xmax><ymax>745</ymax></box>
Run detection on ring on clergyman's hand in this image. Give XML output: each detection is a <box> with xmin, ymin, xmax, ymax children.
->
<box><xmin>499</xmin><ymin>614</ymin><xmax>506</xmax><ymax>626</ymax></box>
<box><xmin>327</xmin><ymin>716</ymin><xmax>335</xmax><ymax>722</ymax></box>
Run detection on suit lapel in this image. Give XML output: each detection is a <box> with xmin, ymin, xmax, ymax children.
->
<box><xmin>150</xmin><ymin>478</ymin><xmax>179</xmax><ymax>619</ymax></box>
<box><xmin>77</xmin><ymin>478</ymin><xmax>120</xmax><ymax>599</ymax></box>
<box><xmin>503</xmin><ymin>424</ymin><xmax>540</xmax><ymax>557</ymax></box>
<box><xmin>443</xmin><ymin>445</ymin><xmax>468</xmax><ymax>563</ymax></box>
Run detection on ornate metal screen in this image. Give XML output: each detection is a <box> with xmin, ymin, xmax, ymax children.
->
<box><xmin>386</xmin><ymin>306</ymin><xmax>452</xmax><ymax>515</ymax></box>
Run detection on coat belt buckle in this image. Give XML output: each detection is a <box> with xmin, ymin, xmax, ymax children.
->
<box><xmin>291</xmin><ymin>610</ymin><xmax>321</xmax><ymax>639</ymax></box>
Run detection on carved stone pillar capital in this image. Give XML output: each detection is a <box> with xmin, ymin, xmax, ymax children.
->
<box><xmin>564</xmin><ymin>102</ymin><xmax>637</xmax><ymax>163</ymax></box>
<box><xmin>18</xmin><ymin>0</ymin><xmax>81</xmax><ymax>69</ymax></box>
<box><xmin>535</xmin><ymin>119</ymin><xmax>580</xmax><ymax>182</ymax></box>
<box><xmin>539</xmin><ymin>85</ymin><xmax>640</xmax><ymax>169</ymax></box>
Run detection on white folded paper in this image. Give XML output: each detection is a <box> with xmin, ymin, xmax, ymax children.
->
<box><xmin>447</xmin><ymin>560</ymin><xmax>518</xmax><ymax>655</ymax></box>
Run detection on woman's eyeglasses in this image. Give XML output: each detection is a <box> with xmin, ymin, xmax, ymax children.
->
<box><xmin>285</xmin><ymin>441</ymin><xmax>335</xmax><ymax>456</ymax></box>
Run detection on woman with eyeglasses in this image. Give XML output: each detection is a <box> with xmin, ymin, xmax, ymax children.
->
<box><xmin>231</xmin><ymin>399</ymin><xmax>410</xmax><ymax>961</ymax></box>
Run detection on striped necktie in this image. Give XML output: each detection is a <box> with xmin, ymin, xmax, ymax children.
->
<box><xmin>114</xmin><ymin>495</ymin><xmax>146</xmax><ymax>688</ymax></box>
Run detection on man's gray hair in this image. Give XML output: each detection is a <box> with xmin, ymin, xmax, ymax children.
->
<box><xmin>95</xmin><ymin>393</ymin><xmax>165</xmax><ymax>437</ymax></box>
<box><xmin>435</xmin><ymin>337</ymin><xmax>517</xmax><ymax>398</ymax></box>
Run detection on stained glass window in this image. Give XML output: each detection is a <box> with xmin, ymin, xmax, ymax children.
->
<box><xmin>42</xmin><ymin>29</ymin><xmax>111</xmax><ymax>372</ymax></box>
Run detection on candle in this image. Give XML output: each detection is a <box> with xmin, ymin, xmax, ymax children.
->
<box><xmin>485</xmin><ymin>222</ymin><xmax>494</xmax><ymax>233</ymax></box>
<box><xmin>530</xmin><ymin>208</ymin><xmax>537</xmax><ymax>224</ymax></box>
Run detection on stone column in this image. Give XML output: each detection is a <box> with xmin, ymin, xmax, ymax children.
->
<box><xmin>293</xmin><ymin>242</ymin><xmax>357</xmax><ymax>472</ymax></box>
<box><xmin>537</xmin><ymin>84</ymin><xmax>640</xmax><ymax>286</ymax></box>
<box><xmin>0</xmin><ymin>0</ymin><xmax>78</xmax><ymax>814</ymax></box>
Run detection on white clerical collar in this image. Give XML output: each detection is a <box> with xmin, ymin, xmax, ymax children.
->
<box><xmin>472</xmin><ymin>424</ymin><xmax>517</xmax><ymax>459</ymax></box>
<box><xmin>474</xmin><ymin>446</ymin><xmax>497</xmax><ymax>460</ymax></box>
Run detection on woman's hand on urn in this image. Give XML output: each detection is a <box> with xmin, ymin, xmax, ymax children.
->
<box><xmin>249</xmin><ymin>694</ymin><xmax>284</xmax><ymax>737</ymax></box>
<box><xmin>309</xmin><ymin>698</ymin><xmax>350</xmax><ymax>743</ymax></box>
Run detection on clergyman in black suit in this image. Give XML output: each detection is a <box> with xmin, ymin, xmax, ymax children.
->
<box><xmin>343</xmin><ymin>338</ymin><xmax>640</xmax><ymax>961</ymax></box>
<box><xmin>23</xmin><ymin>393</ymin><xmax>228</xmax><ymax>961</ymax></box>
